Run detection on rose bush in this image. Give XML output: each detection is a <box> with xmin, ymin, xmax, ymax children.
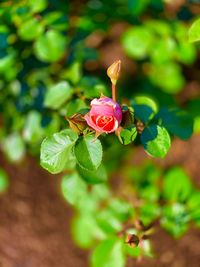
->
<box><xmin>84</xmin><ymin>97</ymin><xmax>122</xmax><ymax>134</ymax></box>
<box><xmin>0</xmin><ymin>0</ymin><xmax>198</xmax><ymax>265</ymax></box>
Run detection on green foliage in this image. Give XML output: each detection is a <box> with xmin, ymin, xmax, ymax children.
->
<box><xmin>23</xmin><ymin>111</ymin><xmax>44</xmax><ymax>143</ymax></box>
<box><xmin>0</xmin><ymin>0</ymin><xmax>199</xmax><ymax>265</ymax></box>
<box><xmin>148</xmin><ymin>62</ymin><xmax>185</xmax><ymax>94</ymax></box>
<box><xmin>91</xmin><ymin>237</ymin><xmax>125</xmax><ymax>267</ymax></box>
<box><xmin>156</xmin><ymin>108</ymin><xmax>193</xmax><ymax>140</ymax></box>
<box><xmin>118</xmin><ymin>125</ymin><xmax>137</xmax><ymax>145</ymax></box>
<box><xmin>126</xmin><ymin>161</ymin><xmax>200</xmax><ymax>237</ymax></box>
<box><xmin>61</xmin><ymin>173</ymin><xmax>87</xmax><ymax>206</ymax></box>
<box><xmin>187</xmin><ymin>98</ymin><xmax>200</xmax><ymax>133</ymax></box>
<box><xmin>2</xmin><ymin>132</ymin><xmax>25</xmax><ymax>162</ymax></box>
<box><xmin>141</xmin><ymin>125</ymin><xmax>171</xmax><ymax>158</ymax></box>
<box><xmin>40</xmin><ymin>129</ymin><xmax>78</xmax><ymax>174</ymax></box>
<box><xmin>34</xmin><ymin>29</ymin><xmax>67</xmax><ymax>62</ymax></box>
<box><xmin>187</xmin><ymin>192</ymin><xmax>200</xmax><ymax>227</ymax></box>
<box><xmin>133</xmin><ymin>104</ymin><xmax>154</xmax><ymax>123</ymax></box>
<box><xmin>189</xmin><ymin>18</ymin><xmax>200</xmax><ymax>43</ymax></box>
<box><xmin>77</xmin><ymin>164</ymin><xmax>108</xmax><ymax>184</ymax></box>
<box><xmin>72</xmin><ymin>214</ymin><xmax>105</xmax><ymax>248</ymax></box>
<box><xmin>161</xmin><ymin>204</ymin><xmax>190</xmax><ymax>238</ymax></box>
<box><xmin>163</xmin><ymin>167</ymin><xmax>192</xmax><ymax>202</ymax></box>
<box><xmin>122</xmin><ymin>27</ymin><xmax>153</xmax><ymax>59</ymax></box>
<box><xmin>74</xmin><ymin>135</ymin><xmax>103</xmax><ymax>171</ymax></box>
<box><xmin>27</xmin><ymin>0</ymin><xmax>48</xmax><ymax>12</ymax></box>
<box><xmin>18</xmin><ymin>18</ymin><xmax>44</xmax><ymax>41</ymax></box>
<box><xmin>44</xmin><ymin>81</ymin><xmax>73</xmax><ymax>109</ymax></box>
<box><xmin>122</xmin><ymin>20</ymin><xmax>196</xmax><ymax>94</ymax></box>
<box><xmin>133</xmin><ymin>96</ymin><xmax>158</xmax><ymax>113</ymax></box>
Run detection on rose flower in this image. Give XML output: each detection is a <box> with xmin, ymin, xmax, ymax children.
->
<box><xmin>84</xmin><ymin>97</ymin><xmax>122</xmax><ymax>133</ymax></box>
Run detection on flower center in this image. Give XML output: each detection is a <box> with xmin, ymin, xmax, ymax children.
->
<box><xmin>90</xmin><ymin>115</ymin><xmax>117</xmax><ymax>132</ymax></box>
<box><xmin>97</xmin><ymin>116</ymin><xmax>112</xmax><ymax>127</ymax></box>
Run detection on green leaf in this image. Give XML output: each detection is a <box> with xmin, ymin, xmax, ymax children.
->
<box><xmin>77</xmin><ymin>163</ymin><xmax>107</xmax><ymax>184</ymax></box>
<box><xmin>163</xmin><ymin>167</ymin><xmax>192</xmax><ymax>202</ymax></box>
<box><xmin>127</xmin><ymin>162</ymin><xmax>161</xmax><ymax>184</ymax></box>
<box><xmin>187</xmin><ymin>191</ymin><xmax>200</xmax><ymax>226</ymax></box>
<box><xmin>156</xmin><ymin>108</ymin><xmax>193</xmax><ymax>140</ymax></box>
<box><xmin>122</xmin><ymin>27</ymin><xmax>153</xmax><ymax>59</ymax></box>
<box><xmin>141</xmin><ymin>125</ymin><xmax>171</xmax><ymax>158</ymax></box>
<box><xmin>61</xmin><ymin>61</ymin><xmax>82</xmax><ymax>85</ymax></box>
<box><xmin>0</xmin><ymin>168</ymin><xmax>9</xmax><ymax>193</ymax></box>
<box><xmin>108</xmin><ymin>198</ymin><xmax>134</xmax><ymax>222</ymax></box>
<box><xmin>150</xmin><ymin>38</ymin><xmax>176</xmax><ymax>64</ymax></box>
<box><xmin>92</xmin><ymin>184</ymin><xmax>110</xmax><ymax>202</ymax></box>
<box><xmin>133</xmin><ymin>104</ymin><xmax>154</xmax><ymax>123</ymax></box>
<box><xmin>145</xmin><ymin>20</ymin><xmax>171</xmax><ymax>36</ymax></box>
<box><xmin>2</xmin><ymin>132</ymin><xmax>25</xmax><ymax>162</ymax></box>
<box><xmin>72</xmin><ymin>214</ymin><xmax>105</xmax><ymax>248</ymax></box>
<box><xmin>188</xmin><ymin>191</ymin><xmax>200</xmax><ymax>211</ymax></box>
<box><xmin>161</xmin><ymin>203</ymin><xmax>190</xmax><ymax>238</ymax></box>
<box><xmin>133</xmin><ymin>96</ymin><xmax>158</xmax><ymax>113</ymax></box>
<box><xmin>44</xmin><ymin>81</ymin><xmax>73</xmax><ymax>109</ymax></box>
<box><xmin>0</xmin><ymin>54</ymin><xmax>15</xmax><ymax>75</ymax></box>
<box><xmin>125</xmin><ymin>246</ymin><xmax>141</xmax><ymax>258</ymax></box>
<box><xmin>43</xmin><ymin>11</ymin><xmax>68</xmax><ymax>31</ymax></box>
<box><xmin>61</xmin><ymin>173</ymin><xmax>101</xmax><ymax>212</ymax></box>
<box><xmin>74</xmin><ymin>135</ymin><xmax>103</xmax><ymax>171</ymax></box>
<box><xmin>140</xmin><ymin>185</ymin><xmax>160</xmax><ymax>202</ymax></box>
<box><xmin>23</xmin><ymin>111</ymin><xmax>44</xmax><ymax>143</ymax></box>
<box><xmin>189</xmin><ymin>18</ymin><xmax>200</xmax><ymax>43</ymax></box>
<box><xmin>128</xmin><ymin>0</ymin><xmax>149</xmax><ymax>16</ymax></box>
<box><xmin>140</xmin><ymin>203</ymin><xmax>160</xmax><ymax>226</ymax></box>
<box><xmin>148</xmin><ymin>63</ymin><xmax>185</xmax><ymax>94</ymax></box>
<box><xmin>34</xmin><ymin>29</ymin><xmax>67</xmax><ymax>62</ymax></box>
<box><xmin>91</xmin><ymin>237</ymin><xmax>125</xmax><ymax>267</ymax></box>
<box><xmin>18</xmin><ymin>18</ymin><xmax>44</xmax><ymax>41</ymax></box>
<box><xmin>43</xmin><ymin>114</ymin><xmax>60</xmax><ymax>136</ymax></box>
<box><xmin>61</xmin><ymin>172</ymin><xmax>87</xmax><ymax>206</ymax></box>
<box><xmin>176</xmin><ymin>41</ymin><xmax>196</xmax><ymax>65</ymax></box>
<box><xmin>40</xmin><ymin>129</ymin><xmax>78</xmax><ymax>174</ymax></box>
<box><xmin>194</xmin><ymin>116</ymin><xmax>200</xmax><ymax>133</ymax></box>
<box><xmin>27</xmin><ymin>0</ymin><xmax>47</xmax><ymax>12</ymax></box>
<box><xmin>96</xmin><ymin>209</ymin><xmax>122</xmax><ymax>233</ymax></box>
<box><xmin>132</xmin><ymin>96</ymin><xmax>158</xmax><ymax>123</ymax></box>
<box><xmin>187</xmin><ymin>98</ymin><xmax>200</xmax><ymax>133</ymax></box>
<box><xmin>118</xmin><ymin>125</ymin><xmax>137</xmax><ymax>145</ymax></box>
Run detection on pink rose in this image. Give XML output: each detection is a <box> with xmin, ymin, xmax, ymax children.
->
<box><xmin>84</xmin><ymin>97</ymin><xmax>122</xmax><ymax>133</ymax></box>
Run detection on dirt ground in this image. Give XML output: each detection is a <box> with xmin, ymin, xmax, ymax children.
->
<box><xmin>0</xmin><ymin>155</ymin><xmax>88</xmax><ymax>267</ymax></box>
<box><xmin>0</xmin><ymin>134</ymin><xmax>200</xmax><ymax>267</ymax></box>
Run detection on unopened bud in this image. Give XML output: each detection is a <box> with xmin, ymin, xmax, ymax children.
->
<box><xmin>125</xmin><ymin>234</ymin><xmax>140</xmax><ymax>248</ymax></box>
<box><xmin>107</xmin><ymin>60</ymin><xmax>121</xmax><ymax>85</ymax></box>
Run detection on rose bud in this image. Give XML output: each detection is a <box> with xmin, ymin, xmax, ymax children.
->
<box><xmin>84</xmin><ymin>97</ymin><xmax>122</xmax><ymax>134</ymax></box>
<box><xmin>125</xmin><ymin>234</ymin><xmax>140</xmax><ymax>248</ymax></box>
<box><xmin>107</xmin><ymin>60</ymin><xmax>121</xmax><ymax>85</ymax></box>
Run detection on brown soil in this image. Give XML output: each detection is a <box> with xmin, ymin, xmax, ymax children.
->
<box><xmin>0</xmin><ymin>134</ymin><xmax>200</xmax><ymax>267</ymax></box>
<box><xmin>0</xmin><ymin>154</ymin><xmax>88</xmax><ymax>267</ymax></box>
<box><xmin>133</xmin><ymin>226</ymin><xmax>200</xmax><ymax>267</ymax></box>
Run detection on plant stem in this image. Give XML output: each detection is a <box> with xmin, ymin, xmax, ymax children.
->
<box><xmin>112</xmin><ymin>83</ymin><xmax>116</xmax><ymax>102</ymax></box>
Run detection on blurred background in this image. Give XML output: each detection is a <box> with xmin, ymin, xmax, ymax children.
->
<box><xmin>0</xmin><ymin>0</ymin><xmax>200</xmax><ymax>267</ymax></box>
